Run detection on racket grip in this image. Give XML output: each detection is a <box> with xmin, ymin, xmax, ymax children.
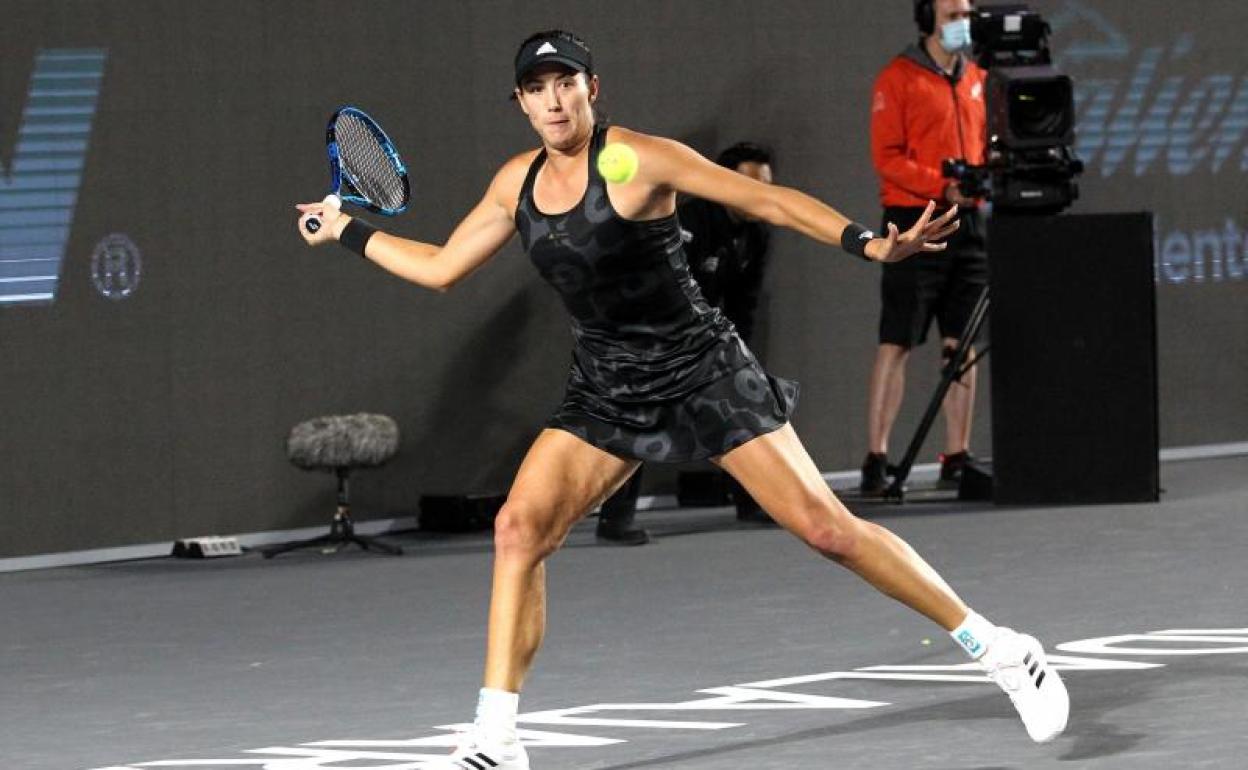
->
<box><xmin>304</xmin><ymin>194</ymin><xmax>343</xmax><ymax>235</ymax></box>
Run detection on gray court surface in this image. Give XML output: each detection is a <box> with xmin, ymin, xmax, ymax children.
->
<box><xmin>3</xmin><ymin>455</ymin><xmax>1246</xmax><ymax>770</ymax></box>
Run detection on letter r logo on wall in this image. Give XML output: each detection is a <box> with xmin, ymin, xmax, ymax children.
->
<box><xmin>0</xmin><ymin>49</ymin><xmax>106</xmax><ymax>306</ymax></box>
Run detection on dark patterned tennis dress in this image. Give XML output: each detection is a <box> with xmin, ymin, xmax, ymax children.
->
<box><xmin>515</xmin><ymin>125</ymin><xmax>798</xmax><ymax>463</ymax></box>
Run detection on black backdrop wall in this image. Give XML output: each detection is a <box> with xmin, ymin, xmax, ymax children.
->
<box><xmin>2</xmin><ymin>1</ymin><xmax>1245</xmax><ymax>558</ymax></box>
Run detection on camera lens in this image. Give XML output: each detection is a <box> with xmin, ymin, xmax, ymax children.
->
<box><xmin>1008</xmin><ymin>78</ymin><xmax>1073</xmax><ymax>143</ymax></box>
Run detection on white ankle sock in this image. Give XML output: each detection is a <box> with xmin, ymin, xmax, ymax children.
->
<box><xmin>950</xmin><ymin>610</ymin><xmax>998</xmax><ymax>659</ymax></box>
<box><xmin>475</xmin><ymin>687</ymin><xmax>519</xmax><ymax>741</ymax></box>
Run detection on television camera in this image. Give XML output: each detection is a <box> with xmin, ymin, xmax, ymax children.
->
<box><xmin>943</xmin><ymin>4</ymin><xmax>1083</xmax><ymax>214</ymax></box>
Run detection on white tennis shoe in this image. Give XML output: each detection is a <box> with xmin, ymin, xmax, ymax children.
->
<box><xmin>436</xmin><ymin>729</ymin><xmax>529</xmax><ymax>770</ymax></box>
<box><xmin>979</xmin><ymin>628</ymin><xmax>1070</xmax><ymax>743</ymax></box>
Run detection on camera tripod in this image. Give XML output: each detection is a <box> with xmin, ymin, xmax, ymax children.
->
<box><xmin>884</xmin><ymin>284</ymin><xmax>990</xmax><ymax>502</ymax></box>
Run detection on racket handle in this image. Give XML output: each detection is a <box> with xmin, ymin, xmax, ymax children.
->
<box><xmin>304</xmin><ymin>194</ymin><xmax>343</xmax><ymax>234</ymax></box>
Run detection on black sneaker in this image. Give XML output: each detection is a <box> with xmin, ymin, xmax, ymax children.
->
<box><xmin>734</xmin><ymin>499</ymin><xmax>777</xmax><ymax>526</ymax></box>
<box><xmin>596</xmin><ymin>516</ymin><xmax>651</xmax><ymax>546</ymax></box>
<box><xmin>859</xmin><ymin>452</ymin><xmax>889</xmax><ymax>496</ymax></box>
<box><xmin>728</xmin><ymin>480</ymin><xmax>776</xmax><ymax>526</ymax></box>
<box><xmin>939</xmin><ymin>451</ymin><xmax>974</xmax><ymax>488</ymax></box>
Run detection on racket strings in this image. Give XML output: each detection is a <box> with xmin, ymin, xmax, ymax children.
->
<box><xmin>336</xmin><ymin>114</ymin><xmax>407</xmax><ymax>211</ymax></box>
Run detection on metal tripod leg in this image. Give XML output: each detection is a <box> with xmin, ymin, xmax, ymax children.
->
<box><xmin>885</xmin><ymin>285</ymin><xmax>991</xmax><ymax>502</ymax></box>
<box><xmin>261</xmin><ymin>469</ymin><xmax>404</xmax><ymax>557</ymax></box>
<box><xmin>260</xmin><ymin>508</ymin><xmax>404</xmax><ymax>558</ymax></box>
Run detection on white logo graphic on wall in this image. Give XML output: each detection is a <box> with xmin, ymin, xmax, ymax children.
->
<box><xmin>1047</xmin><ymin>1</ymin><xmax>1248</xmax><ymax>286</ymax></box>
<box><xmin>1050</xmin><ymin>1</ymin><xmax>1248</xmax><ymax>178</ymax></box>
<box><xmin>90</xmin><ymin>234</ymin><xmax>141</xmax><ymax>300</ymax></box>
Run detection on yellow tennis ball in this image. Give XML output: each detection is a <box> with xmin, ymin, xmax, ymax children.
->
<box><xmin>598</xmin><ymin>142</ymin><xmax>639</xmax><ymax>184</ymax></box>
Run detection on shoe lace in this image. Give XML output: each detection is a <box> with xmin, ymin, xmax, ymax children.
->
<box><xmin>453</xmin><ymin>727</ymin><xmax>516</xmax><ymax>761</ymax></box>
<box><xmin>984</xmin><ymin>657</ymin><xmax>1025</xmax><ymax>692</ymax></box>
<box><xmin>452</xmin><ymin>727</ymin><xmax>486</xmax><ymax>753</ymax></box>
<box><xmin>981</xmin><ymin>631</ymin><xmax>1027</xmax><ymax>692</ymax></box>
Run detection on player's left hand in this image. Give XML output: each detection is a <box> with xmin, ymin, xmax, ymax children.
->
<box><xmin>867</xmin><ymin>201</ymin><xmax>961</xmax><ymax>263</ymax></box>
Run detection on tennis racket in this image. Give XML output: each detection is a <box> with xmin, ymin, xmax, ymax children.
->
<box><xmin>304</xmin><ymin>106</ymin><xmax>411</xmax><ymax>234</ymax></box>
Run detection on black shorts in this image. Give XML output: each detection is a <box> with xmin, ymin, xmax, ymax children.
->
<box><xmin>878</xmin><ymin>206</ymin><xmax>988</xmax><ymax>348</ymax></box>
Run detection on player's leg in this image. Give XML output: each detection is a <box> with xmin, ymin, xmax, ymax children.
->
<box><xmin>486</xmin><ymin>429</ymin><xmax>638</xmax><ymax>690</ymax></box>
<box><xmin>716</xmin><ymin>424</ymin><xmax>1069</xmax><ymax>742</ymax></box>
<box><xmin>722</xmin><ymin>423</ymin><xmax>966</xmax><ymax>627</ymax></box>
<box><xmin>447</xmin><ymin>429</ymin><xmax>638</xmax><ymax>769</ymax></box>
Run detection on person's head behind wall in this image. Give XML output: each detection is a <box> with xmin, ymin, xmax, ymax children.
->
<box><xmin>716</xmin><ymin>142</ymin><xmax>773</xmax><ymax>185</ymax></box>
<box><xmin>714</xmin><ymin>143</ymin><xmax>774</xmax><ymax>221</ymax></box>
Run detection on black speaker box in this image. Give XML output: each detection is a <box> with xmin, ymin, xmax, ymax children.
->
<box><xmin>958</xmin><ymin>459</ymin><xmax>994</xmax><ymax>501</ymax></box>
<box><xmin>988</xmin><ymin>213</ymin><xmax>1159</xmax><ymax>505</ymax></box>
<box><xmin>418</xmin><ymin>494</ymin><xmax>506</xmax><ymax>532</ymax></box>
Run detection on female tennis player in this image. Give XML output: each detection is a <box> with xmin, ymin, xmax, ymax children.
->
<box><xmin>295</xmin><ymin>29</ymin><xmax>1068</xmax><ymax>769</ymax></box>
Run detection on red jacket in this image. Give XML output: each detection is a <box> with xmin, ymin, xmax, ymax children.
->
<box><xmin>871</xmin><ymin>45</ymin><xmax>987</xmax><ymax>208</ymax></box>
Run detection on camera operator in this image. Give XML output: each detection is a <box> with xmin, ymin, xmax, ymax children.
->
<box><xmin>861</xmin><ymin>0</ymin><xmax>989</xmax><ymax>495</ymax></box>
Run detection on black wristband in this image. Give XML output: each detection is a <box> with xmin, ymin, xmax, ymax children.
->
<box><xmin>841</xmin><ymin>223</ymin><xmax>876</xmax><ymax>261</ymax></box>
<box><xmin>338</xmin><ymin>217</ymin><xmax>378</xmax><ymax>258</ymax></box>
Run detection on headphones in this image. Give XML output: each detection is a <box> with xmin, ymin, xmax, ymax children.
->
<box><xmin>914</xmin><ymin>0</ymin><xmax>936</xmax><ymax>35</ymax></box>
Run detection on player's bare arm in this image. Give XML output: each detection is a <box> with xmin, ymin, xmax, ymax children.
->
<box><xmin>295</xmin><ymin>155</ymin><xmax>531</xmax><ymax>291</ymax></box>
<box><xmin>624</xmin><ymin>128</ymin><xmax>961</xmax><ymax>263</ymax></box>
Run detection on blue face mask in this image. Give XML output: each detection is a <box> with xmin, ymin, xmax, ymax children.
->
<box><xmin>939</xmin><ymin>18</ymin><xmax>972</xmax><ymax>53</ymax></box>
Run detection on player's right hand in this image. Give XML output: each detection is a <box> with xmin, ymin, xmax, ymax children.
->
<box><xmin>294</xmin><ymin>200</ymin><xmax>345</xmax><ymax>246</ymax></box>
